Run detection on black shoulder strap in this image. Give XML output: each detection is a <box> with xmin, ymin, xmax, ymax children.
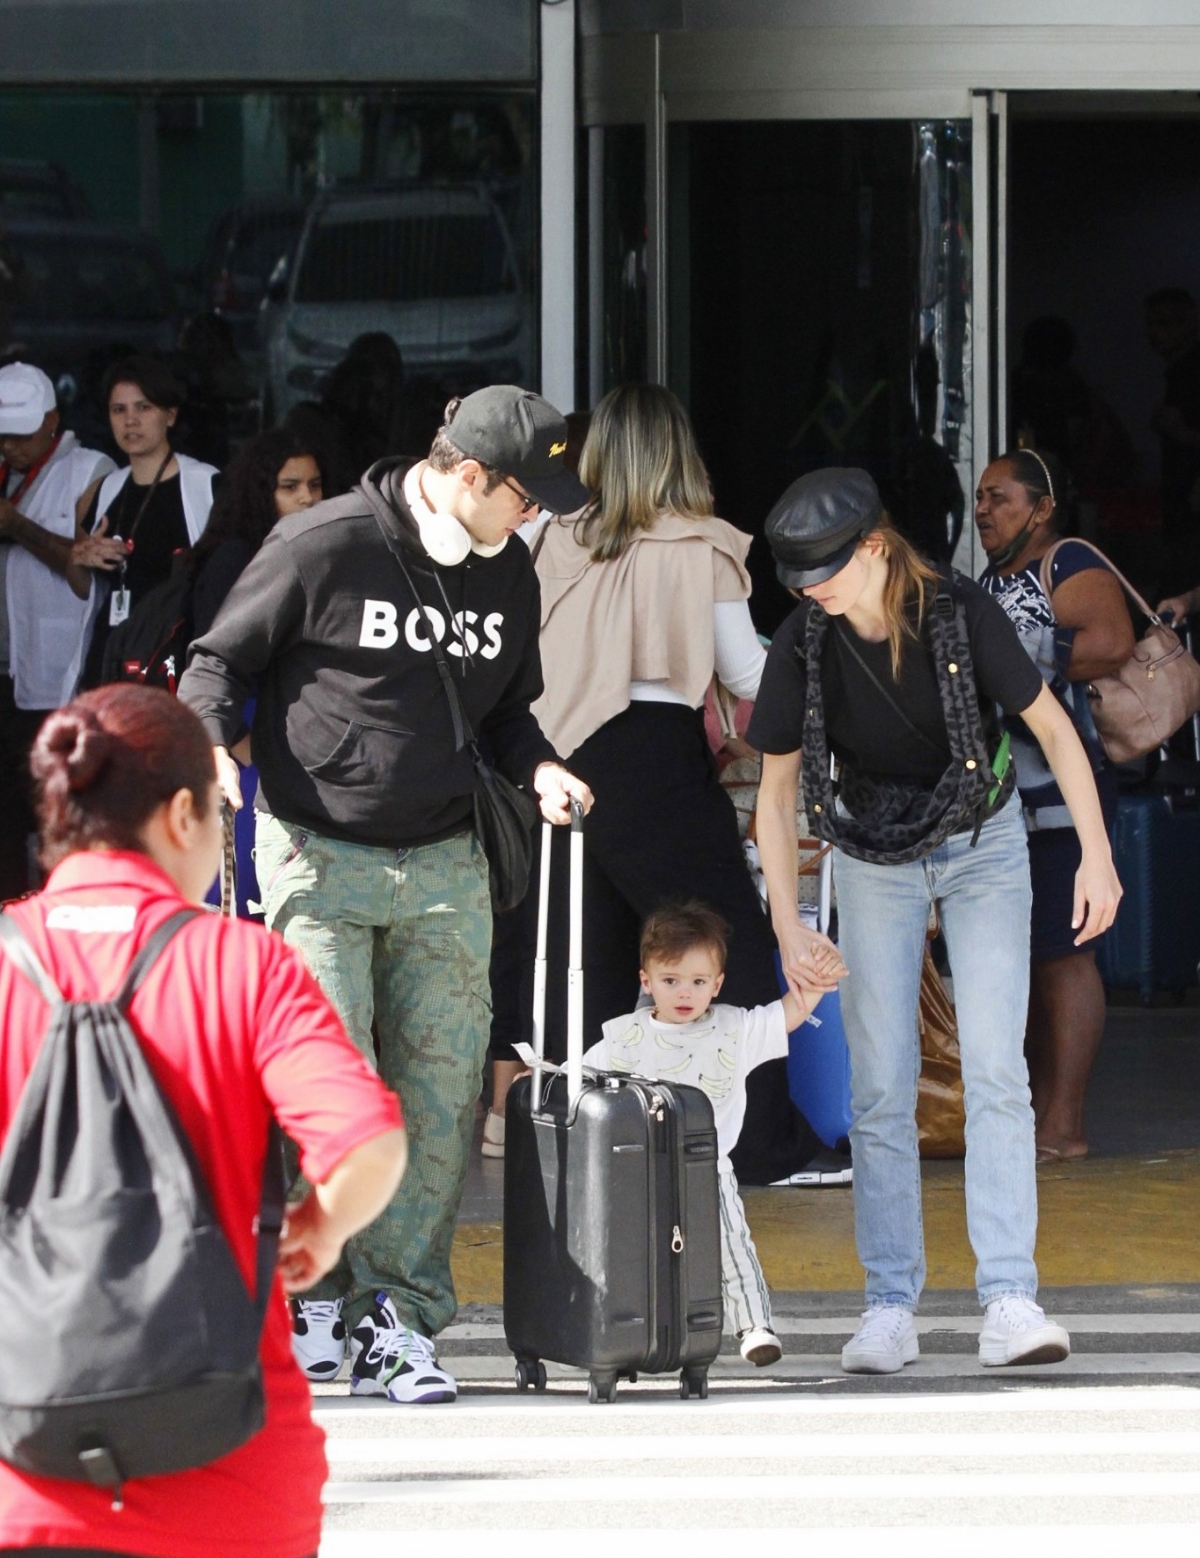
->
<box><xmin>0</xmin><ymin>906</ymin><xmax>202</xmax><ymax>1012</ymax></box>
<box><xmin>113</xmin><ymin>908</ymin><xmax>203</xmax><ymax>1012</ymax></box>
<box><xmin>831</xmin><ymin>618</ymin><xmax>947</xmax><ymax>758</ymax></box>
<box><xmin>0</xmin><ymin>913</ymin><xmax>63</xmax><ymax>1006</ymax></box>
<box><xmin>367</xmin><ymin>505</ymin><xmax>475</xmax><ymax>756</ymax></box>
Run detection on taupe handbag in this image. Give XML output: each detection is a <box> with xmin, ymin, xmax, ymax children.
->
<box><xmin>1040</xmin><ymin>538</ymin><xmax>1200</xmax><ymax>765</ymax></box>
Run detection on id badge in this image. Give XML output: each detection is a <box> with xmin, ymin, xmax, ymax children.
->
<box><xmin>110</xmin><ymin>589</ymin><xmax>131</xmax><ymax>626</ymax></box>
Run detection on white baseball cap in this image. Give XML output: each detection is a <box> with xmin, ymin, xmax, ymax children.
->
<box><xmin>0</xmin><ymin>362</ymin><xmax>57</xmax><ymax>436</ymax></box>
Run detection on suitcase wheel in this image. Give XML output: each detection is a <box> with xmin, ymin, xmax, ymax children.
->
<box><xmin>679</xmin><ymin>1369</ymin><xmax>709</xmax><ymax>1401</ymax></box>
<box><xmin>588</xmin><ymin>1373</ymin><xmax>618</xmax><ymax>1404</ymax></box>
<box><xmin>515</xmin><ymin>1359</ymin><xmax>547</xmax><ymax>1393</ymax></box>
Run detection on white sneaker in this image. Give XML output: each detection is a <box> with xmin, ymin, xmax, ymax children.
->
<box><xmin>481</xmin><ymin>1109</ymin><xmax>505</xmax><ymax>1159</ymax></box>
<box><xmin>348</xmin><ymin>1292</ymin><xmax>457</xmax><ymax>1403</ymax></box>
<box><xmin>841</xmin><ymin>1306</ymin><xmax>920</xmax><ymax>1374</ymax></box>
<box><xmin>289</xmin><ymin>1298</ymin><xmax>347</xmax><ymax>1381</ymax></box>
<box><xmin>979</xmin><ymin>1294</ymin><xmax>1070</xmax><ymax>1367</ymax></box>
<box><xmin>738</xmin><ymin>1326</ymin><xmax>782</xmax><ymax>1366</ymax></box>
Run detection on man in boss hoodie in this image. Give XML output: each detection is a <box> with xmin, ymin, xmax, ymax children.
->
<box><xmin>180</xmin><ymin>386</ymin><xmax>592</xmax><ymax>1403</ymax></box>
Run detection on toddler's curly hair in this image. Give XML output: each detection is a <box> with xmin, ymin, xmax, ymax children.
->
<box><xmin>639</xmin><ymin>900</ymin><xmax>729</xmax><ymax>972</ymax></box>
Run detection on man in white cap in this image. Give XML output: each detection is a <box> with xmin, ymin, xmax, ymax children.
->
<box><xmin>0</xmin><ymin>361</ymin><xmax>118</xmax><ymax>898</ymax></box>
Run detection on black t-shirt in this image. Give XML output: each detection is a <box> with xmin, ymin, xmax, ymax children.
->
<box><xmin>747</xmin><ymin>576</ymin><xmax>1044</xmax><ymax>787</ymax></box>
<box><xmin>86</xmin><ymin>470</ymin><xmax>190</xmax><ymax>601</ymax></box>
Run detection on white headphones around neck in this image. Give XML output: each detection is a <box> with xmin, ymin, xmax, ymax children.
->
<box><xmin>408</xmin><ymin>471</ymin><xmax>509</xmax><ymax>565</ymax></box>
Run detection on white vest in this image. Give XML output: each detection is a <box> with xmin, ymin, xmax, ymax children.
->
<box><xmin>5</xmin><ymin>432</ymin><xmax>115</xmax><ymax>711</ymax></box>
<box><xmin>93</xmin><ymin>451</ymin><xmax>217</xmax><ymax>550</ymax></box>
<box><xmin>67</xmin><ymin>452</ymin><xmax>218</xmax><ymax>703</ymax></box>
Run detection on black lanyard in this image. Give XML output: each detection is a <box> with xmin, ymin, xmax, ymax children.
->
<box><xmin>109</xmin><ymin>451</ymin><xmax>173</xmax><ymax>590</ymax></box>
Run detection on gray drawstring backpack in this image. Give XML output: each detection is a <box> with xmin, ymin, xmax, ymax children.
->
<box><xmin>0</xmin><ymin>908</ymin><xmax>284</xmax><ymax>1508</ymax></box>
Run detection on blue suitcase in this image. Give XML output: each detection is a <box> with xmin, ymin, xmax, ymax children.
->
<box><xmin>1096</xmin><ymin>792</ymin><xmax>1200</xmax><ymax>1002</ymax></box>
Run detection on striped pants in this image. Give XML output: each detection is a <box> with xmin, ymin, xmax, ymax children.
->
<box><xmin>719</xmin><ymin>1168</ymin><xmax>773</xmax><ymax>1335</ymax></box>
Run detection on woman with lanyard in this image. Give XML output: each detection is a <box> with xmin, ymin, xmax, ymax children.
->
<box><xmin>749</xmin><ymin>468</ymin><xmax>1121</xmax><ymax>1374</ymax></box>
<box><xmin>70</xmin><ymin>355</ymin><xmax>218</xmax><ymax>686</ymax></box>
<box><xmin>975</xmin><ymin>448</ymin><xmax>1133</xmax><ymax>1163</ymax></box>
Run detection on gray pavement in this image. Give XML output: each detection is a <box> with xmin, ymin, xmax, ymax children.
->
<box><xmin>313</xmin><ymin>1285</ymin><xmax>1200</xmax><ymax>1550</ymax></box>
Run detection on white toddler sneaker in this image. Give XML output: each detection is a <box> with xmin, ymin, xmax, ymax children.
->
<box><xmin>978</xmin><ymin>1294</ymin><xmax>1070</xmax><ymax>1366</ymax></box>
<box><xmin>841</xmin><ymin>1306</ymin><xmax>920</xmax><ymax>1374</ymax></box>
<box><xmin>738</xmin><ymin>1326</ymin><xmax>782</xmax><ymax>1366</ymax></box>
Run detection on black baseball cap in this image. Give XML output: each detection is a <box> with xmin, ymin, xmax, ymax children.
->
<box><xmin>765</xmin><ymin>468</ymin><xmax>882</xmax><ymax>589</ymax></box>
<box><xmin>445</xmin><ymin>385</ymin><xmax>590</xmax><ymax>516</ymax></box>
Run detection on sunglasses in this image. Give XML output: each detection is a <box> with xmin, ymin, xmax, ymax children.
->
<box><xmin>499</xmin><ymin>475</ymin><xmax>539</xmax><ymax>515</ymax></box>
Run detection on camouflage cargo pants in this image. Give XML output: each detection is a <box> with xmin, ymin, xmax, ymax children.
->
<box><xmin>255</xmin><ymin>812</ymin><xmax>492</xmax><ymax>1336</ymax></box>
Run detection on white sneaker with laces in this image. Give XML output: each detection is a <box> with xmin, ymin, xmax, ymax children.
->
<box><xmin>481</xmin><ymin>1109</ymin><xmax>505</xmax><ymax>1159</ymax></box>
<box><xmin>738</xmin><ymin>1326</ymin><xmax>782</xmax><ymax>1366</ymax></box>
<box><xmin>289</xmin><ymin>1298</ymin><xmax>347</xmax><ymax>1381</ymax></box>
<box><xmin>841</xmin><ymin>1306</ymin><xmax>920</xmax><ymax>1374</ymax></box>
<box><xmin>978</xmin><ymin>1294</ymin><xmax>1070</xmax><ymax>1367</ymax></box>
<box><xmin>349</xmin><ymin>1292</ymin><xmax>457</xmax><ymax>1403</ymax></box>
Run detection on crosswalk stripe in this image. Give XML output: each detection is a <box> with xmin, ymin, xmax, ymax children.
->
<box><xmin>320</xmin><ymin>1530</ymin><xmax>1200</xmax><ymax>1558</ymax></box>
<box><xmin>314</xmin><ymin>1381</ymin><xmax>1200</xmax><ymax>1420</ymax></box>
<box><xmin>440</xmin><ymin>1313</ymin><xmax>1200</xmax><ymax>1339</ymax></box>
<box><xmin>323</xmin><ymin>1469</ymin><xmax>1200</xmax><ymax>1504</ymax></box>
<box><xmin>426</xmin><ymin>1350</ymin><xmax>1200</xmax><ymax>1382</ymax></box>
<box><xmin>323</xmin><ymin>1428</ymin><xmax>1200</xmax><ymax>1463</ymax></box>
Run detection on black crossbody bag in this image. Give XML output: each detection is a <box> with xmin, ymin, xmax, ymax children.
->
<box><xmin>370</xmin><ymin>511</ymin><xmax>537</xmax><ymax>912</ymax></box>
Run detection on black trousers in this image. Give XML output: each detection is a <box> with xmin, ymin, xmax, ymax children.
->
<box><xmin>493</xmin><ymin>702</ymin><xmax>821</xmax><ymax>1181</ymax></box>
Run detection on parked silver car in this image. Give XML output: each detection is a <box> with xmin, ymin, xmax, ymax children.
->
<box><xmin>261</xmin><ymin>182</ymin><xmax>531</xmax><ymax>419</ymax></box>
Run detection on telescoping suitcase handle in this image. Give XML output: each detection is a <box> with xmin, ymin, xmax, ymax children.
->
<box><xmin>530</xmin><ymin>798</ymin><xmax>585</xmax><ymax>1111</ymax></box>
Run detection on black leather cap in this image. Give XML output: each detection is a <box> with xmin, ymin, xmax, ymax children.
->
<box><xmin>765</xmin><ymin>468</ymin><xmax>882</xmax><ymax>588</ymax></box>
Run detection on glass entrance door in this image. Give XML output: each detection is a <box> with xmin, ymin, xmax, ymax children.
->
<box><xmin>665</xmin><ymin>117</ymin><xmax>976</xmax><ymax>629</ymax></box>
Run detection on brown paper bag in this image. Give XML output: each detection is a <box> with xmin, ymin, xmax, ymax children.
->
<box><xmin>916</xmin><ymin>947</ymin><xmax>965</xmax><ymax>1158</ymax></box>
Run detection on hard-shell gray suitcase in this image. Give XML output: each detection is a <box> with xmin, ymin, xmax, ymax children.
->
<box><xmin>502</xmin><ymin>803</ymin><xmax>723</xmax><ymax>1403</ymax></box>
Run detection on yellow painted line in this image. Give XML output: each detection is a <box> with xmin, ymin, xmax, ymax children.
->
<box><xmin>450</xmin><ymin>1148</ymin><xmax>1200</xmax><ymax>1303</ymax></box>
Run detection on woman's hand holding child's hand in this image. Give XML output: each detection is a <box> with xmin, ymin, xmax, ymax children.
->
<box><xmin>778</xmin><ymin>928</ymin><xmax>847</xmax><ymax>1031</ymax></box>
<box><xmin>810</xmin><ymin>942</ymin><xmax>848</xmax><ymax>982</ymax></box>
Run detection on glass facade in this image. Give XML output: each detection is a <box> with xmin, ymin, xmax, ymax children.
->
<box><xmin>663</xmin><ymin>118</ymin><xmax>973</xmax><ymax>629</ymax></box>
<box><xmin>0</xmin><ymin>88</ymin><xmax>537</xmax><ymax>455</ymax></box>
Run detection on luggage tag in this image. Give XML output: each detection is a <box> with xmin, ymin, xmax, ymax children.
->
<box><xmin>514</xmin><ymin>1041</ymin><xmax>606</xmax><ymax>1079</ymax></box>
<box><xmin>109</xmin><ymin>588</ymin><xmax>131</xmax><ymax>626</ymax></box>
<box><xmin>514</xmin><ymin>1041</ymin><xmax>565</xmax><ymax>1074</ymax></box>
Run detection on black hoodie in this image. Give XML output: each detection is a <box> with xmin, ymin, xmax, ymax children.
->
<box><xmin>179</xmin><ymin>458</ymin><xmax>558</xmax><ymax>849</ymax></box>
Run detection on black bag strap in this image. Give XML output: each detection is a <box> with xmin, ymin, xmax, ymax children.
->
<box><xmin>367</xmin><ymin>505</ymin><xmax>477</xmax><ymax>757</ymax></box>
<box><xmin>113</xmin><ymin>908</ymin><xmax>202</xmax><ymax>1010</ymax></box>
<box><xmin>254</xmin><ymin>1121</ymin><xmax>286</xmax><ymax>1312</ymax></box>
<box><xmin>0</xmin><ymin>906</ymin><xmax>200</xmax><ymax>1010</ymax></box>
<box><xmin>0</xmin><ymin>912</ymin><xmax>63</xmax><ymax>1006</ymax></box>
<box><xmin>831</xmin><ymin>617</ymin><xmax>947</xmax><ymax>759</ymax></box>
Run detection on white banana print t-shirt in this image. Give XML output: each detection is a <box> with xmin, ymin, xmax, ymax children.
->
<box><xmin>585</xmin><ymin>1001</ymin><xmax>789</xmax><ymax>1170</ymax></box>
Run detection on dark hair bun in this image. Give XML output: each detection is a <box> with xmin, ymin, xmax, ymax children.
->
<box><xmin>33</xmin><ymin>708</ymin><xmax>114</xmax><ymax>793</ymax></box>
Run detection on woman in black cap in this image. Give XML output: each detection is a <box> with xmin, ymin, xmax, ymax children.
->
<box><xmin>748</xmin><ymin>467</ymin><xmax>1121</xmax><ymax>1376</ymax></box>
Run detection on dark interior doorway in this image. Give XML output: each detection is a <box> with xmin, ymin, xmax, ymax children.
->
<box><xmin>1008</xmin><ymin>111</ymin><xmax>1200</xmax><ymax>601</ymax></box>
<box><xmin>672</xmin><ymin>118</ymin><xmax>971</xmax><ymax>634</ymax></box>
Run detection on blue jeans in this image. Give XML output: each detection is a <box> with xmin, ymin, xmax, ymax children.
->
<box><xmin>833</xmin><ymin>799</ymin><xmax>1038</xmax><ymax>1310</ymax></box>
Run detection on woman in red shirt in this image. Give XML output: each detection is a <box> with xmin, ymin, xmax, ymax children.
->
<box><xmin>0</xmin><ymin>684</ymin><xmax>407</xmax><ymax>1558</ymax></box>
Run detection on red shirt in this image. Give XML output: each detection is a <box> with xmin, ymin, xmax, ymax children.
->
<box><xmin>0</xmin><ymin>851</ymin><xmax>403</xmax><ymax>1558</ymax></box>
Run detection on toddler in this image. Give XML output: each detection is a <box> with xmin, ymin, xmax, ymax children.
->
<box><xmin>582</xmin><ymin>900</ymin><xmax>846</xmax><ymax>1366</ymax></box>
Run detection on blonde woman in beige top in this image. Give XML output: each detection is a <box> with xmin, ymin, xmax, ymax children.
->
<box><xmin>486</xmin><ymin>383</ymin><xmax>795</xmax><ymax>1149</ymax></box>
